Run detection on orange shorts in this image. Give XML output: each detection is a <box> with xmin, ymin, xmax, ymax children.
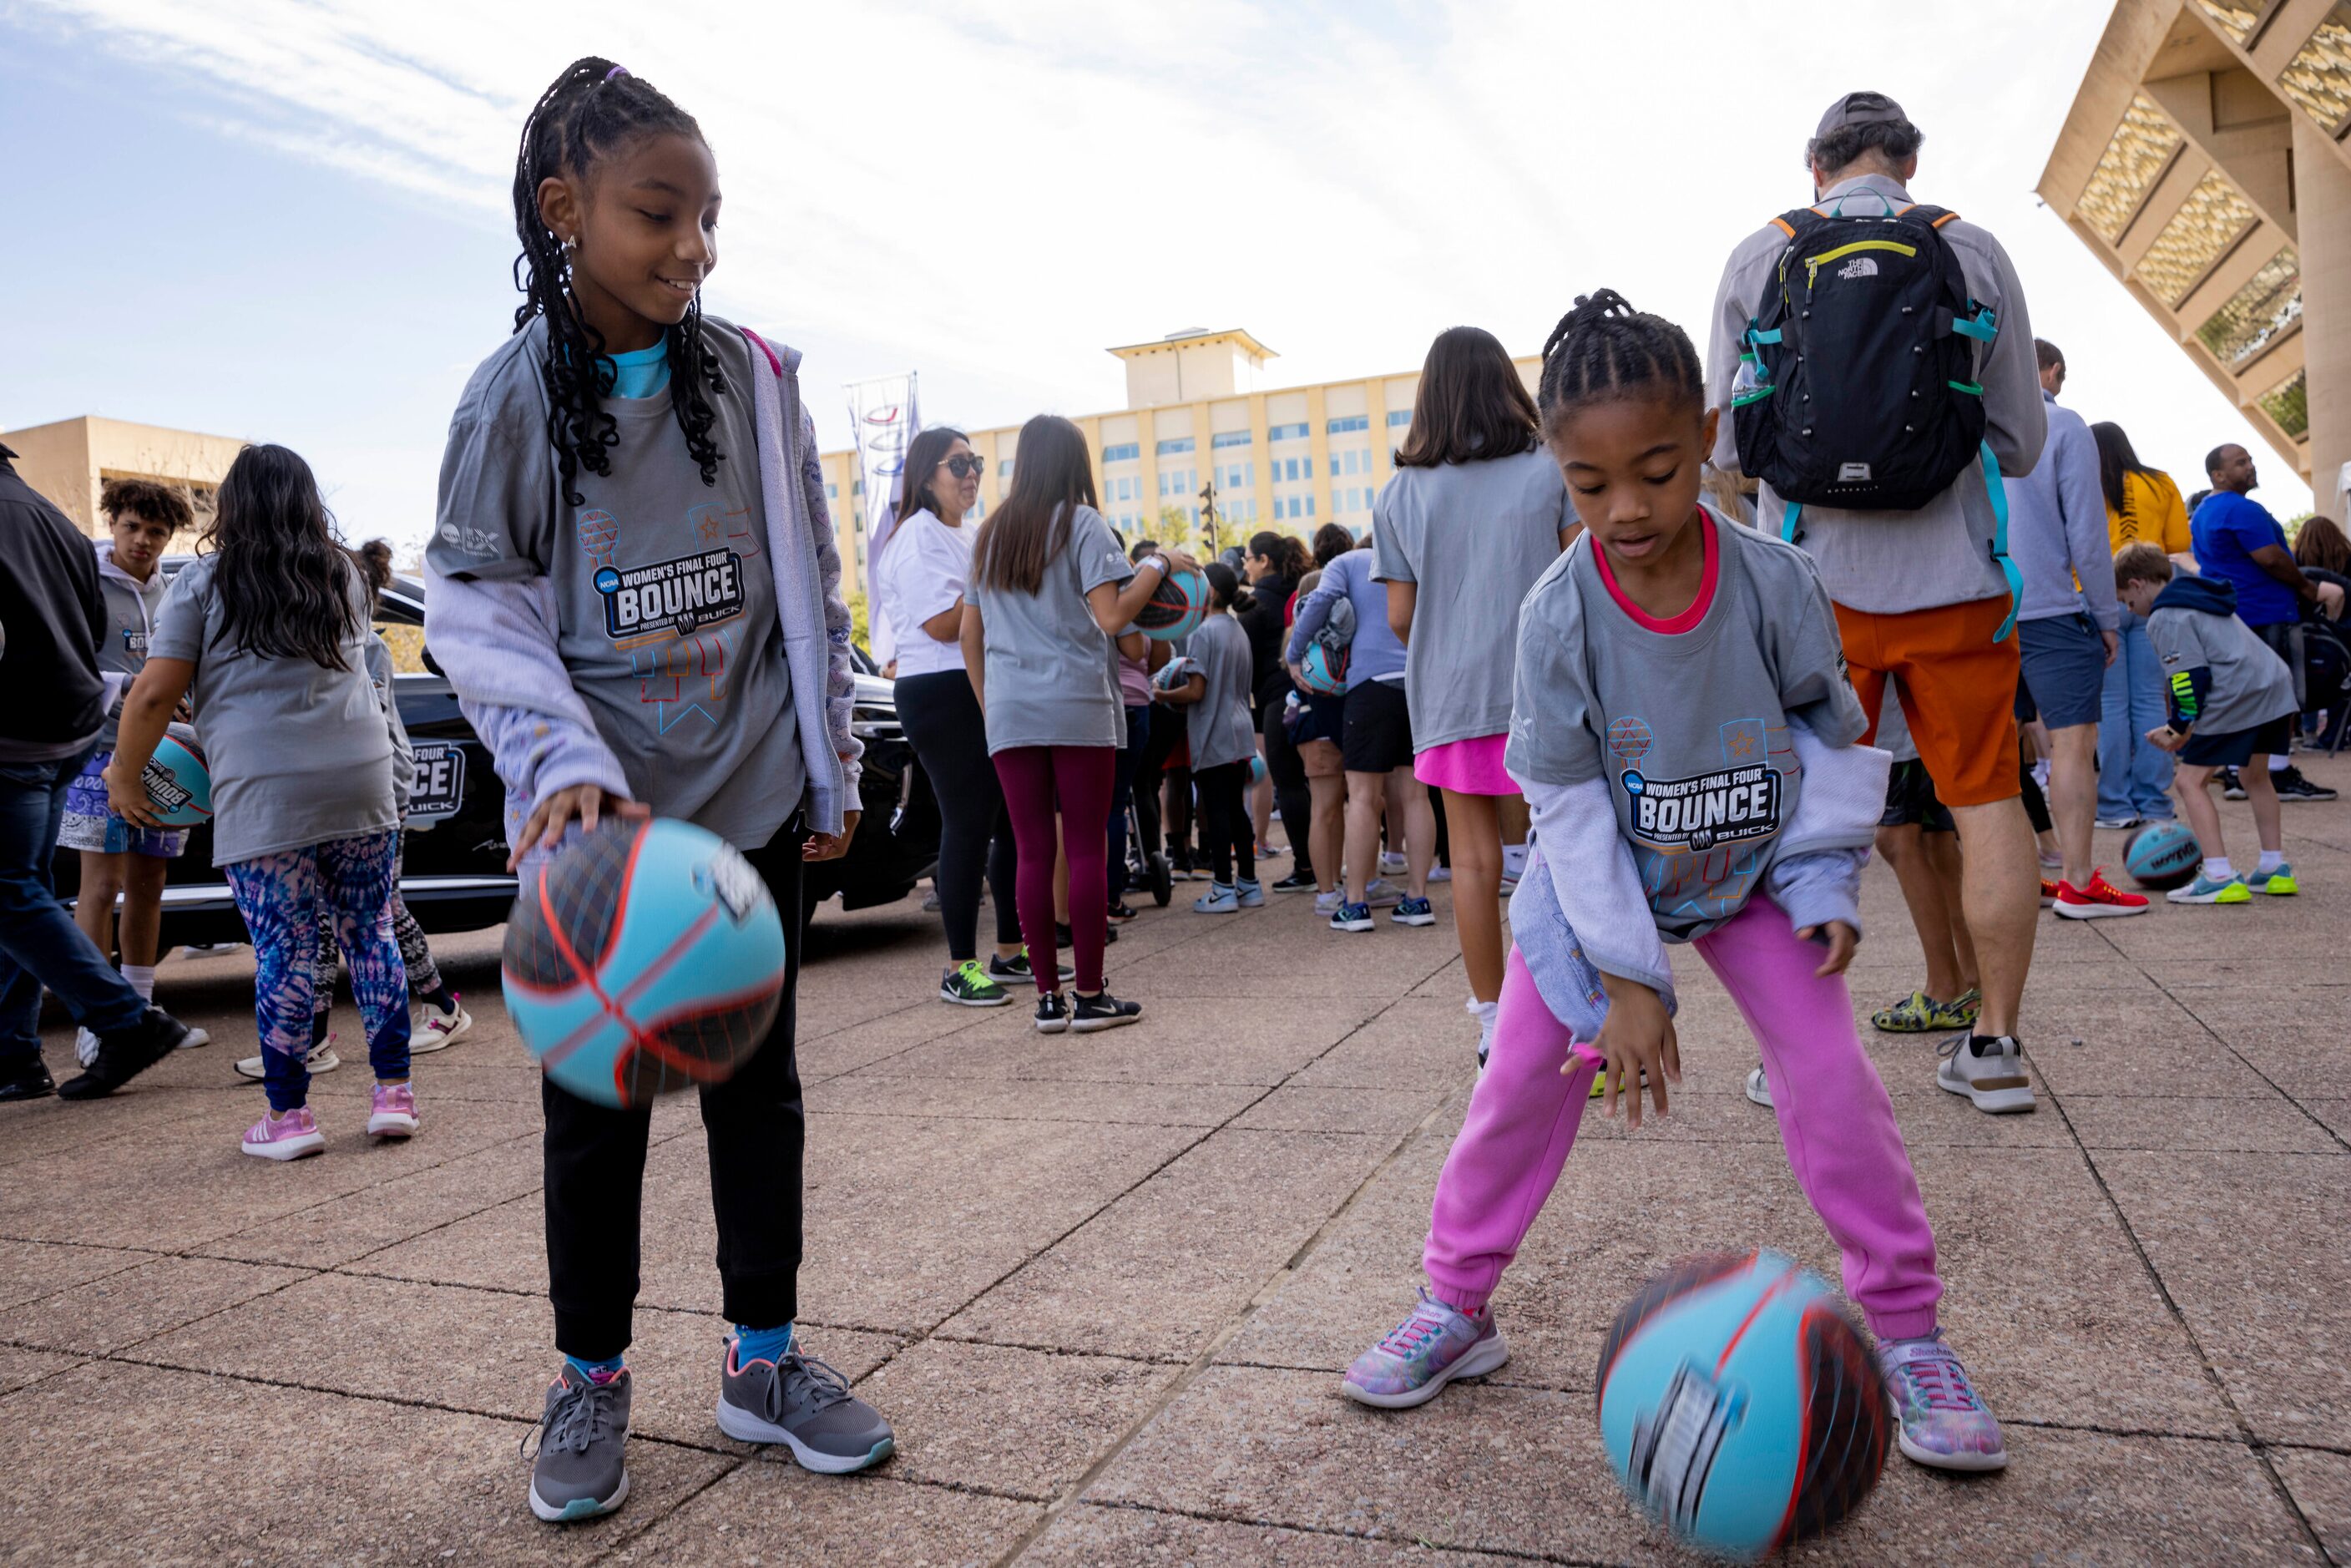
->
<box><xmin>1834</xmin><ymin>595</ymin><xmax>2021</xmax><ymax>809</ymax></box>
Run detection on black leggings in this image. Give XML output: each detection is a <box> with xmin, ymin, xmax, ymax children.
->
<box><xmin>1108</xmin><ymin>705</ymin><xmax>1151</xmax><ymax>903</ymax></box>
<box><xmin>1261</xmin><ymin>704</ymin><xmax>1312</xmax><ymax>878</ymax></box>
<box><xmin>1195</xmin><ymin>760</ymin><xmax>1255</xmax><ymax>886</ymax></box>
<box><xmin>895</xmin><ymin>671</ymin><xmax>1019</xmax><ymax>962</ymax></box>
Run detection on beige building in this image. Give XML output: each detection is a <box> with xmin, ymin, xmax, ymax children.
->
<box><xmin>819</xmin><ymin>329</ymin><xmax>1540</xmax><ymax>579</ymax></box>
<box><xmin>2041</xmin><ymin>0</ymin><xmax>2351</xmax><ymax>501</ymax></box>
<box><xmin>2</xmin><ymin>415</ymin><xmax>243</xmax><ymax>545</ymax></box>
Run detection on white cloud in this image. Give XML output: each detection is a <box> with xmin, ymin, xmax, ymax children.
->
<box><xmin>19</xmin><ymin>0</ymin><xmax>2319</xmax><ymax>546</ymax></box>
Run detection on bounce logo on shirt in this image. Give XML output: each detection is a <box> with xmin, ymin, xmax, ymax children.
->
<box><xmin>594</xmin><ymin>548</ymin><xmax>746</xmax><ymax>641</ymax></box>
<box><xmin>1620</xmin><ymin>764</ymin><xmax>1782</xmax><ymax>852</ymax></box>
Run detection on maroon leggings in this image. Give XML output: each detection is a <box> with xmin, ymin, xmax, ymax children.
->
<box><xmin>990</xmin><ymin>745</ymin><xmax>1116</xmax><ymax>995</ymax></box>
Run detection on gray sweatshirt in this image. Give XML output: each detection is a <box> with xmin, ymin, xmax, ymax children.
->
<box><xmin>2010</xmin><ymin>392</ymin><xmax>2121</xmax><ymax>630</ymax></box>
<box><xmin>1707</xmin><ymin>173</ymin><xmax>2047</xmax><ymax>615</ymax></box>
<box><xmin>92</xmin><ymin>542</ymin><xmax>171</xmax><ymax>749</ymax></box>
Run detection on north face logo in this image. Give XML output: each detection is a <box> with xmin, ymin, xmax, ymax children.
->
<box><xmin>1838</xmin><ymin>256</ymin><xmax>1879</xmax><ymax>280</ymax></box>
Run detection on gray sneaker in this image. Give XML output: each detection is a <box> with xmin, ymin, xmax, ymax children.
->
<box><xmin>715</xmin><ymin>1338</ymin><xmax>895</xmax><ymax>1474</ymax></box>
<box><xmin>525</xmin><ymin>1364</ymin><xmax>631</xmax><ymax>1522</ymax></box>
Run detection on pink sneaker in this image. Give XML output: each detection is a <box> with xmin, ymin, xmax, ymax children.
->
<box><xmin>367</xmin><ymin>1082</ymin><xmax>419</xmax><ymax>1139</ymax></box>
<box><xmin>241</xmin><ymin>1105</ymin><xmax>325</xmax><ymax>1161</ymax></box>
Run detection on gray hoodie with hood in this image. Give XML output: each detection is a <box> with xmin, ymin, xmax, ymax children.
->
<box><xmin>93</xmin><ymin>541</ymin><xmax>171</xmax><ymax>750</ymax></box>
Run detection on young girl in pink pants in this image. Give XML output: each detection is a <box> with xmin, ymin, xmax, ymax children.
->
<box><xmin>1341</xmin><ymin>291</ymin><xmax>2009</xmax><ymax>1476</ymax></box>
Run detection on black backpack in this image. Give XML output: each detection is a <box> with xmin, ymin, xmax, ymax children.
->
<box><xmin>1732</xmin><ymin>195</ymin><xmax>2004</xmax><ymax>503</ymax></box>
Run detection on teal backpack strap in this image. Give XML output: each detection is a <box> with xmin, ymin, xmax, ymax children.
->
<box><xmin>1779</xmin><ymin>499</ymin><xmax>1803</xmax><ymax>544</ymax></box>
<box><xmin>1980</xmin><ymin>440</ymin><xmax>2020</xmax><ymax>642</ymax></box>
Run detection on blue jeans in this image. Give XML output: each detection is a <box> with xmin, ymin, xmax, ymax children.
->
<box><xmin>0</xmin><ymin>753</ymin><xmax>149</xmax><ymax>1070</ymax></box>
<box><xmin>2097</xmin><ymin>611</ymin><xmax>2175</xmax><ymax>821</ymax></box>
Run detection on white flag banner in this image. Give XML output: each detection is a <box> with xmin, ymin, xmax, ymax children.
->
<box><xmin>847</xmin><ymin>373</ymin><xmax>918</xmax><ymax>668</ymax></box>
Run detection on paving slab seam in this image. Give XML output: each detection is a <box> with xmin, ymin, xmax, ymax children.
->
<box><xmin>2024</xmin><ymin>1004</ymin><xmax>2338</xmax><ymax>1566</ymax></box>
<box><xmin>923</xmin><ymin>1331</ymin><xmax>1188</xmax><ymax>1367</ymax></box>
<box><xmin>2125</xmin><ymin>965</ymin><xmax>2351</xmax><ymax>1158</ymax></box>
<box><xmin>807</xmin><ymin>1107</ymin><xmax>1232</xmax><ymax>1130</ymax></box>
<box><xmin>1069</xmin><ymin>1498</ymin><xmax>1622</xmax><ymax>1566</ymax></box>
<box><xmin>988</xmin><ymin>1074</ymin><xmax>1474</xmax><ymax>1565</ymax></box>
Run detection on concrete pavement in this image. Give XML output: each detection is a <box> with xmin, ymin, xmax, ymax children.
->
<box><xmin>2</xmin><ymin>766</ymin><xmax>2347</xmax><ymax>1565</ymax></box>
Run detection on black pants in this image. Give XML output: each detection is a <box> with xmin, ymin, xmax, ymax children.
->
<box><xmin>543</xmin><ymin>829</ymin><xmax>806</xmax><ymax>1359</ymax></box>
<box><xmin>1195</xmin><ymin>760</ymin><xmax>1254</xmax><ymax>886</ymax></box>
<box><xmin>1138</xmin><ymin>700</ymin><xmax>1186</xmax><ymax>859</ymax></box>
<box><xmin>1108</xmin><ymin>705</ymin><xmax>1151</xmax><ymax>902</ymax></box>
<box><xmin>1260</xmin><ymin>703</ymin><xmax>1312</xmax><ymax>878</ymax></box>
<box><xmin>896</xmin><ymin>671</ymin><xmax>1020</xmax><ymax>961</ymax></box>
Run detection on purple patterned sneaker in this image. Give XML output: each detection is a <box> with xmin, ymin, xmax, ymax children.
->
<box><xmin>240</xmin><ymin>1105</ymin><xmax>325</xmax><ymax>1161</ymax></box>
<box><xmin>1341</xmin><ymin>1287</ymin><xmax>1509</xmax><ymax>1409</ymax></box>
<box><xmin>1880</xmin><ymin>1332</ymin><xmax>2007</xmax><ymax>1472</ymax></box>
<box><xmin>367</xmin><ymin>1082</ymin><xmax>419</xmax><ymax>1139</ymax></box>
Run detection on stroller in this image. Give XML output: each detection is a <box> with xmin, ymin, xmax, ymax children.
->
<box><xmin>2303</xmin><ymin>613</ymin><xmax>2351</xmax><ymax>756</ymax></box>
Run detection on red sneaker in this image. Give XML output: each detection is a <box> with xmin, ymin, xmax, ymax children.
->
<box><xmin>2040</xmin><ymin>878</ymin><xmax>2060</xmax><ymax>909</ymax></box>
<box><xmin>2053</xmin><ymin>869</ymin><xmax>2150</xmax><ymax>920</ymax></box>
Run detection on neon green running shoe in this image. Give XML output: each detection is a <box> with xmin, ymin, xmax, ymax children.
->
<box><xmin>2245</xmin><ymin>862</ymin><xmax>2299</xmax><ymax>896</ymax></box>
<box><xmin>938</xmin><ymin>959</ymin><xmax>1010</xmax><ymax>1007</ymax></box>
<box><xmin>1873</xmin><ymin>988</ymin><xmax>1981</xmax><ymax>1034</ymax></box>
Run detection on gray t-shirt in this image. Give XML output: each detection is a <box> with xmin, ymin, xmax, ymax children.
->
<box><xmin>1505</xmin><ymin>514</ymin><xmax>1866</xmax><ymax>940</ymax></box>
<box><xmin>969</xmin><ymin>504</ymin><xmax>1134</xmax><ymax>752</ymax></box>
<box><xmin>1185</xmin><ymin>612</ymin><xmax>1257</xmax><ymax>770</ymax></box>
<box><xmin>362</xmin><ymin>633</ymin><xmax>414</xmax><ymax>815</ymax></box>
<box><xmin>1372</xmin><ymin>445</ymin><xmax>1571</xmax><ymax>750</ymax></box>
<box><xmin>149</xmin><ymin>554</ymin><xmax>397</xmax><ymax>867</ymax></box>
<box><xmin>427</xmin><ymin>316</ymin><xmax>804</xmax><ymax>847</ymax></box>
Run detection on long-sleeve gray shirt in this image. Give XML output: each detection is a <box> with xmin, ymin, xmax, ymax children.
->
<box><xmin>2010</xmin><ymin>392</ymin><xmax>2121</xmax><ymax>630</ymax></box>
<box><xmin>1706</xmin><ymin>172</ymin><xmax>2047</xmax><ymax>615</ymax></box>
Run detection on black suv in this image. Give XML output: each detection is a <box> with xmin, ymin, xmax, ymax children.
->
<box><xmin>55</xmin><ymin>564</ymin><xmax>938</xmax><ymax>944</ymax></box>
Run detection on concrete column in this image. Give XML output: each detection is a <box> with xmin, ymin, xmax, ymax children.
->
<box><xmin>2293</xmin><ymin>114</ymin><xmax>2351</xmax><ymax>498</ymax></box>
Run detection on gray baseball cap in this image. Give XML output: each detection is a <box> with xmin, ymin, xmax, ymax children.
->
<box><xmin>1816</xmin><ymin>91</ymin><xmax>1910</xmax><ymax>139</ymax></box>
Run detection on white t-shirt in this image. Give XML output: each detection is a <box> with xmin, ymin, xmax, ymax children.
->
<box><xmin>876</xmin><ymin>509</ymin><xmax>975</xmax><ymax>678</ymax></box>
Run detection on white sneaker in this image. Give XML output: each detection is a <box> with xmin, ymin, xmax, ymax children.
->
<box><xmin>178</xmin><ymin>1026</ymin><xmax>209</xmax><ymax>1050</ymax></box>
<box><xmin>1745</xmin><ymin>1065</ymin><xmax>1773</xmax><ymax>1108</ymax></box>
<box><xmin>1379</xmin><ymin>851</ymin><xmax>1407</xmax><ymax>876</ymax></box>
<box><xmin>1469</xmin><ymin>997</ymin><xmax>1498</xmax><ymax>1070</ymax></box>
<box><xmin>1500</xmin><ymin>844</ymin><xmax>1528</xmax><ymax>888</ymax></box>
<box><xmin>74</xmin><ymin>1027</ymin><xmax>100</xmax><ymax>1068</ymax></box>
<box><xmin>1427</xmin><ymin>866</ymin><xmax>1451</xmax><ymax>883</ymax></box>
<box><xmin>235</xmin><ymin>1038</ymin><xmax>341</xmax><ymax>1081</ymax></box>
<box><xmin>1935</xmin><ymin>1034</ymin><xmax>2035</xmax><ymax>1115</ymax></box>
<box><xmin>411</xmin><ymin>996</ymin><xmax>472</xmax><ymax>1053</ymax></box>
<box><xmin>1313</xmin><ymin>890</ymin><xmax>1343</xmax><ymax>918</ymax></box>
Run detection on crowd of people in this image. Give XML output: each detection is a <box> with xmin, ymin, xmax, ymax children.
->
<box><xmin>0</xmin><ymin>63</ymin><xmax>2341</xmax><ymax>1530</ymax></box>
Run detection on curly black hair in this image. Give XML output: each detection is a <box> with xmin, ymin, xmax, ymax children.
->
<box><xmin>512</xmin><ymin>57</ymin><xmax>727</xmax><ymax>508</ymax></box>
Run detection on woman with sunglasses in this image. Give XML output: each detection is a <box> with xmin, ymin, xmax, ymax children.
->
<box><xmin>877</xmin><ymin>428</ymin><xmax>1029</xmax><ymax>1005</ymax></box>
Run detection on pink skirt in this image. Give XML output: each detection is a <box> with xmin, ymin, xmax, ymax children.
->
<box><xmin>1414</xmin><ymin>733</ymin><xmax>1515</xmax><ymax>796</ymax></box>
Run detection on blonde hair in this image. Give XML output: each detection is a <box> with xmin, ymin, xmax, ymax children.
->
<box><xmin>2113</xmin><ymin>540</ymin><xmax>2173</xmax><ymax>590</ymax></box>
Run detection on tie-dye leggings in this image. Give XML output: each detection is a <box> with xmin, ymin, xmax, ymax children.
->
<box><xmin>311</xmin><ymin>832</ymin><xmax>442</xmax><ymax>1014</ymax></box>
<box><xmin>223</xmin><ymin>830</ymin><xmax>411</xmax><ymax>1113</ymax></box>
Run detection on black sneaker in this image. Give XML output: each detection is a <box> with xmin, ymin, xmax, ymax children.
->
<box><xmin>715</xmin><ymin>1338</ymin><xmax>895</xmax><ymax>1474</ymax></box>
<box><xmin>988</xmin><ymin>949</ymin><xmax>1074</xmax><ymax>985</ymax></box>
<box><xmin>1269</xmin><ymin>870</ymin><xmax>1318</xmax><ymax>893</ymax></box>
<box><xmin>55</xmin><ymin>1008</ymin><xmax>188</xmax><ymax>1100</ymax></box>
<box><xmin>1106</xmin><ymin>901</ymin><xmax>1139</xmax><ymax>925</ymax></box>
<box><xmin>2273</xmin><ymin>765</ymin><xmax>2338</xmax><ymax>802</ymax></box>
<box><xmin>526</xmin><ymin>1363</ymin><xmax>631</xmax><ymax>1522</ymax></box>
<box><xmin>1034</xmin><ymin>991</ymin><xmax>1071</xmax><ymax>1034</ymax></box>
<box><xmin>2220</xmin><ymin>768</ymin><xmax>2247</xmax><ymax>800</ymax></box>
<box><xmin>0</xmin><ymin>1060</ymin><xmax>56</xmax><ymax>1103</ymax></box>
<box><xmin>1056</xmin><ymin>920</ymin><xmax>1117</xmax><ymax>947</ymax></box>
<box><xmin>1069</xmin><ymin>990</ymin><xmax>1143</xmax><ymax>1033</ymax></box>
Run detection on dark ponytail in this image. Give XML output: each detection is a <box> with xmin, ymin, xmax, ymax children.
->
<box><xmin>512</xmin><ymin>58</ymin><xmax>726</xmax><ymax>508</ymax></box>
<box><xmin>1204</xmin><ymin>559</ymin><xmax>1254</xmax><ymax>614</ymax></box>
<box><xmin>1535</xmin><ymin>289</ymin><xmax>1704</xmax><ymax>436</ymax></box>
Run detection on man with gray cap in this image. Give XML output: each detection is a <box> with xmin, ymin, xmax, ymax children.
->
<box><xmin>1708</xmin><ymin>96</ymin><xmax>2046</xmax><ymax>1110</ymax></box>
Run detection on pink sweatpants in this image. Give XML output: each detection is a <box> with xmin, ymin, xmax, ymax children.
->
<box><xmin>1424</xmin><ymin>895</ymin><xmax>1941</xmax><ymax>1341</ymax></box>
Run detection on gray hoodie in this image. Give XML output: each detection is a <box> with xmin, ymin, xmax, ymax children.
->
<box><xmin>93</xmin><ymin>541</ymin><xmax>171</xmax><ymax>749</ymax></box>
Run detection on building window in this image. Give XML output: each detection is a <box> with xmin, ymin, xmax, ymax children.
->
<box><xmin>1268</xmin><ymin>422</ymin><xmax>1308</xmax><ymax>442</ymax></box>
<box><xmin>852</xmin><ymin>479</ymin><xmax>862</xmax><ymax>495</ymax></box>
<box><xmin>1211</xmin><ymin>430</ymin><xmax>1252</xmax><ymax>449</ymax></box>
<box><xmin>1327</xmin><ymin>414</ymin><xmax>1368</xmax><ymax>434</ymax></box>
<box><xmin>1302</xmin><ymin>458</ymin><xmax>1313</xmax><ymax>478</ymax></box>
<box><xmin>1102</xmin><ymin>442</ymin><xmax>1140</xmax><ymax>463</ymax></box>
<box><xmin>825</xmin><ymin>483</ymin><xmax>838</xmax><ymax>498</ymax></box>
<box><xmin>1156</xmin><ymin>437</ymin><xmax>1195</xmax><ymax>456</ymax></box>
<box><xmin>1306</xmin><ymin>496</ymin><xmax>1316</xmax><ymax>517</ymax></box>
<box><xmin>1387</xmin><ymin>410</ymin><xmax>1412</xmax><ymax>427</ymax></box>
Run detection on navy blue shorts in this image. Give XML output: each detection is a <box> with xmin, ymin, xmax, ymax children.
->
<box><xmin>2015</xmin><ymin>612</ymin><xmax>2107</xmax><ymax>731</ymax></box>
<box><xmin>2179</xmin><ymin>714</ymin><xmax>2294</xmax><ymax>770</ymax></box>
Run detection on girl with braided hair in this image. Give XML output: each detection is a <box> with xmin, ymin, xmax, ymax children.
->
<box><xmin>423</xmin><ymin>58</ymin><xmax>892</xmax><ymax>1523</ymax></box>
<box><xmin>1342</xmin><ymin>291</ymin><xmax>2009</xmax><ymax>1479</ymax></box>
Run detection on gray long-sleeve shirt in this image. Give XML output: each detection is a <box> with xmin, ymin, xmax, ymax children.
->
<box><xmin>1706</xmin><ymin>172</ymin><xmax>2047</xmax><ymax>615</ymax></box>
<box><xmin>2010</xmin><ymin>392</ymin><xmax>2121</xmax><ymax>630</ymax></box>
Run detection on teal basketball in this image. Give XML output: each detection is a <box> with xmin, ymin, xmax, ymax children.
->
<box><xmin>144</xmin><ymin>726</ymin><xmax>213</xmax><ymax>827</ymax></box>
<box><xmin>1597</xmin><ymin>1251</ymin><xmax>1888</xmax><ymax>1560</ymax></box>
<box><xmin>2122</xmin><ymin>820</ymin><xmax>2200</xmax><ymax>890</ymax></box>
<box><xmin>1137</xmin><ymin>567</ymin><xmax>1210</xmax><ymax>641</ymax></box>
<box><xmin>502</xmin><ymin>818</ymin><xmax>787</xmax><ymax>1109</ymax></box>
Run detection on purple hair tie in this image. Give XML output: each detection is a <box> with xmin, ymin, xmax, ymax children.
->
<box><xmin>603</xmin><ymin>64</ymin><xmax>629</xmax><ymax>83</ymax></box>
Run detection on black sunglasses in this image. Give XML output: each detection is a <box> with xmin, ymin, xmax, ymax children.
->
<box><xmin>941</xmin><ymin>454</ymin><xmax>986</xmax><ymax>479</ymax></box>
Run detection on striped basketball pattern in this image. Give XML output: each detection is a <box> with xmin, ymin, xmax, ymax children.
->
<box><xmin>502</xmin><ymin>818</ymin><xmax>788</xmax><ymax>1109</ymax></box>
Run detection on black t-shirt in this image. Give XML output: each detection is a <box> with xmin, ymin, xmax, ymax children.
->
<box><xmin>1238</xmin><ymin>573</ymin><xmax>1297</xmax><ymax>718</ymax></box>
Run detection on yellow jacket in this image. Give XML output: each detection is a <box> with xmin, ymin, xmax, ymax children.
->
<box><xmin>2106</xmin><ymin>469</ymin><xmax>2192</xmax><ymax>555</ymax></box>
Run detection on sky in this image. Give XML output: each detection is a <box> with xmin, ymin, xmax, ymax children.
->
<box><xmin>0</xmin><ymin>0</ymin><xmax>2315</xmax><ymax>558</ymax></box>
